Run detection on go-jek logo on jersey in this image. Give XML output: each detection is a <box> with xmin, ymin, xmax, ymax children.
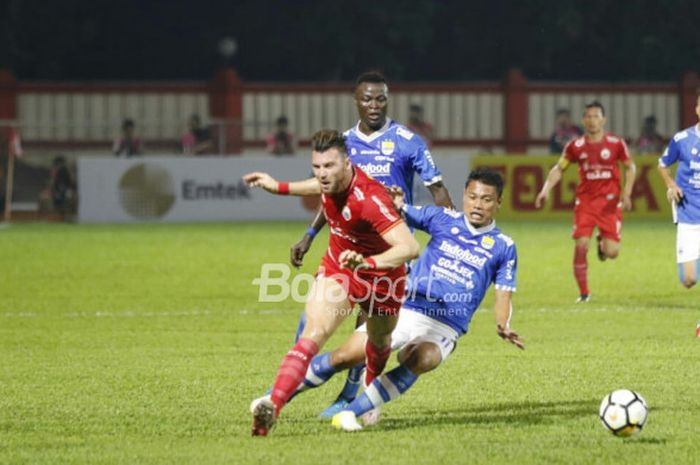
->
<box><xmin>357</xmin><ymin>162</ymin><xmax>391</xmax><ymax>176</ymax></box>
<box><xmin>438</xmin><ymin>241</ymin><xmax>487</xmax><ymax>268</ymax></box>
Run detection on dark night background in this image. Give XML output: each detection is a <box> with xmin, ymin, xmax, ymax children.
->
<box><xmin>1</xmin><ymin>0</ymin><xmax>698</xmax><ymax>82</ymax></box>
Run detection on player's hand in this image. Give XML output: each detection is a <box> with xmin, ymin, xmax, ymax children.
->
<box><xmin>242</xmin><ymin>172</ymin><xmax>279</xmax><ymax>193</ymax></box>
<box><xmin>339</xmin><ymin>250</ymin><xmax>370</xmax><ymax>270</ymax></box>
<box><xmin>534</xmin><ymin>191</ymin><xmax>547</xmax><ymax>209</ymax></box>
<box><xmin>388</xmin><ymin>186</ymin><xmax>405</xmax><ymax>211</ymax></box>
<box><xmin>497</xmin><ymin>324</ymin><xmax>525</xmax><ymax>350</ymax></box>
<box><xmin>622</xmin><ymin>193</ymin><xmax>633</xmax><ymax>211</ymax></box>
<box><xmin>666</xmin><ymin>184</ymin><xmax>684</xmax><ymax>203</ymax></box>
<box><xmin>290</xmin><ymin>235</ymin><xmax>313</xmax><ymax>268</ymax></box>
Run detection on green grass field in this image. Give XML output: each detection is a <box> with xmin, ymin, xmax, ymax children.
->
<box><xmin>1</xmin><ymin>220</ymin><xmax>698</xmax><ymax>464</ymax></box>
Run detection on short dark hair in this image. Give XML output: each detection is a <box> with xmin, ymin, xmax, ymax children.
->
<box><xmin>584</xmin><ymin>101</ymin><xmax>605</xmax><ymax>116</ymax></box>
<box><xmin>311</xmin><ymin>129</ymin><xmax>347</xmax><ymax>155</ymax></box>
<box><xmin>466</xmin><ymin>167</ymin><xmax>505</xmax><ymax>198</ymax></box>
<box><xmin>276</xmin><ymin>115</ymin><xmax>289</xmax><ymax>126</ymax></box>
<box><xmin>356</xmin><ymin>71</ymin><xmax>387</xmax><ymax>87</ymax></box>
<box><xmin>122</xmin><ymin>118</ymin><xmax>135</xmax><ymax>129</ymax></box>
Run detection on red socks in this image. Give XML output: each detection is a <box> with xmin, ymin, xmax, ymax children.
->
<box><xmin>573</xmin><ymin>244</ymin><xmax>589</xmax><ymax>296</ymax></box>
<box><xmin>365</xmin><ymin>340</ymin><xmax>391</xmax><ymax>385</ymax></box>
<box><xmin>270</xmin><ymin>337</ymin><xmax>318</xmax><ymax>416</ymax></box>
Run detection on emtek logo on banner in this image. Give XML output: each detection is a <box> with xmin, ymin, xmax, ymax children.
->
<box><xmin>118</xmin><ymin>164</ymin><xmax>176</xmax><ymax>219</ymax></box>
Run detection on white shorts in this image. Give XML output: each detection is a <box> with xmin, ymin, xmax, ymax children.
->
<box><xmin>676</xmin><ymin>223</ymin><xmax>700</xmax><ymax>263</ymax></box>
<box><xmin>356</xmin><ymin>308</ymin><xmax>460</xmax><ymax>362</ymax></box>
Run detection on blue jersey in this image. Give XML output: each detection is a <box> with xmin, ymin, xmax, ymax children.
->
<box><xmin>659</xmin><ymin>125</ymin><xmax>700</xmax><ymax>224</ymax></box>
<box><xmin>401</xmin><ymin>205</ymin><xmax>517</xmax><ymax>335</ymax></box>
<box><xmin>345</xmin><ymin>119</ymin><xmax>442</xmax><ymax>205</ymax></box>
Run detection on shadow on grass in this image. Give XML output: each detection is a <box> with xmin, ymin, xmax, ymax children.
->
<box><xmin>377</xmin><ymin>398</ymin><xmax>600</xmax><ymax>431</ymax></box>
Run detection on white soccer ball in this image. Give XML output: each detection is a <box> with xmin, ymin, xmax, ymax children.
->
<box><xmin>599</xmin><ymin>389</ymin><xmax>648</xmax><ymax>437</ymax></box>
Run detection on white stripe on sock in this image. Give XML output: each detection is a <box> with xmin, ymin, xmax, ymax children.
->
<box><xmin>379</xmin><ymin>375</ymin><xmax>401</xmax><ymax>399</ymax></box>
<box><xmin>364</xmin><ymin>383</ymin><xmax>383</xmax><ymax>407</ymax></box>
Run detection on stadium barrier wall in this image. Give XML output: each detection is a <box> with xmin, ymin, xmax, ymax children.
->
<box><xmin>77</xmin><ymin>154</ymin><xmax>671</xmax><ymax>223</ymax></box>
<box><xmin>471</xmin><ymin>155</ymin><xmax>672</xmax><ymax>220</ymax></box>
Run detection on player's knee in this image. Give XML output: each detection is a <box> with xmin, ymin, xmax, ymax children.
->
<box><xmin>605</xmin><ymin>248</ymin><xmax>619</xmax><ymax>259</ymax></box>
<box><xmin>404</xmin><ymin>344</ymin><xmax>441</xmax><ymax>374</ymax></box>
<box><xmin>680</xmin><ymin>276</ymin><xmax>697</xmax><ymax>289</ymax></box>
<box><xmin>330</xmin><ymin>347</ymin><xmax>363</xmax><ymax>369</ymax></box>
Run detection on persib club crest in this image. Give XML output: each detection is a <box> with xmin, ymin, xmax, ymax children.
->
<box><xmin>381</xmin><ymin>140</ymin><xmax>395</xmax><ymax>155</ymax></box>
<box><xmin>600</xmin><ymin>148</ymin><xmax>611</xmax><ymax>160</ymax></box>
<box><xmin>342</xmin><ymin>205</ymin><xmax>352</xmax><ymax>221</ymax></box>
<box><xmin>481</xmin><ymin>236</ymin><xmax>495</xmax><ymax>250</ymax></box>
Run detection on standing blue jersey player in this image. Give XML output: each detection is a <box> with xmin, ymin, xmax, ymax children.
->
<box><xmin>288</xmin><ymin>71</ymin><xmax>454</xmax><ymax>416</ymax></box>
<box><xmin>657</xmin><ymin>93</ymin><xmax>700</xmax><ymax>337</ymax></box>
<box><xmin>251</xmin><ymin>168</ymin><xmax>524</xmax><ymax>430</ymax></box>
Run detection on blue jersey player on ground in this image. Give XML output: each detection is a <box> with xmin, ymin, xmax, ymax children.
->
<box><xmin>288</xmin><ymin>71</ymin><xmax>454</xmax><ymax>416</ymax></box>
<box><xmin>252</xmin><ymin>168</ymin><xmax>525</xmax><ymax>430</ymax></box>
<box><xmin>657</xmin><ymin>93</ymin><xmax>700</xmax><ymax>337</ymax></box>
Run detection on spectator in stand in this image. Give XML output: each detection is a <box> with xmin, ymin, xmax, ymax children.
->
<box><xmin>182</xmin><ymin>113</ymin><xmax>213</xmax><ymax>155</ymax></box>
<box><xmin>407</xmin><ymin>104</ymin><xmax>435</xmax><ymax>147</ymax></box>
<box><xmin>634</xmin><ymin>115</ymin><xmax>665</xmax><ymax>154</ymax></box>
<box><xmin>265</xmin><ymin>116</ymin><xmax>296</xmax><ymax>155</ymax></box>
<box><xmin>549</xmin><ymin>109</ymin><xmax>583</xmax><ymax>154</ymax></box>
<box><xmin>113</xmin><ymin>118</ymin><xmax>143</xmax><ymax>157</ymax></box>
<box><xmin>39</xmin><ymin>155</ymin><xmax>75</xmax><ymax>213</ymax></box>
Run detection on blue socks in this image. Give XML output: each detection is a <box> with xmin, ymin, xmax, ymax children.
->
<box><xmin>346</xmin><ymin>365</ymin><xmax>418</xmax><ymax>417</ymax></box>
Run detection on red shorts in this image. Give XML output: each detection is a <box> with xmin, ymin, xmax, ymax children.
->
<box><xmin>572</xmin><ymin>196</ymin><xmax>623</xmax><ymax>241</ymax></box>
<box><xmin>317</xmin><ymin>254</ymin><xmax>406</xmax><ymax>316</ymax></box>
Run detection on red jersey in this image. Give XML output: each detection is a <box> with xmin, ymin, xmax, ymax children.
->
<box><xmin>564</xmin><ymin>133</ymin><xmax>631</xmax><ymax>202</ymax></box>
<box><xmin>322</xmin><ymin>167</ymin><xmax>403</xmax><ymax>265</ymax></box>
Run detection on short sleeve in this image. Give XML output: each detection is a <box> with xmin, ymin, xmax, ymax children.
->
<box><xmin>363</xmin><ymin>189</ymin><xmax>403</xmax><ymax>235</ymax></box>
<box><xmin>494</xmin><ymin>242</ymin><xmax>517</xmax><ymax>292</ymax></box>
<box><xmin>409</xmin><ymin>137</ymin><xmax>443</xmax><ymax>186</ymax></box>
<box><xmin>659</xmin><ymin>136</ymin><xmax>680</xmax><ymax>168</ymax></box>
<box><xmin>403</xmin><ymin>204</ymin><xmax>444</xmax><ymax>234</ymax></box>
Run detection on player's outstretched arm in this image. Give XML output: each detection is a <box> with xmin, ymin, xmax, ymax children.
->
<box><xmin>535</xmin><ymin>159</ymin><xmax>567</xmax><ymax>208</ymax></box>
<box><xmin>290</xmin><ymin>207</ymin><xmax>327</xmax><ymax>268</ymax></box>
<box><xmin>339</xmin><ymin>222</ymin><xmax>419</xmax><ymax>271</ymax></box>
<box><xmin>621</xmin><ymin>160</ymin><xmax>637</xmax><ymax>210</ymax></box>
<box><xmin>242</xmin><ymin>173</ymin><xmax>321</xmax><ymax>196</ymax></box>
<box><xmin>658</xmin><ymin>165</ymin><xmax>684</xmax><ymax>203</ymax></box>
<box><xmin>494</xmin><ymin>289</ymin><xmax>525</xmax><ymax>350</ymax></box>
<box><xmin>427</xmin><ymin>181</ymin><xmax>455</xmax><ymax>209</ymax></box>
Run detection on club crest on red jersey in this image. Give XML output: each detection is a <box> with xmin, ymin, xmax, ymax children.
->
<box><xmin>601</xmin><ymin>148</ymin><xmax>611</xmax><ymax>160</ymax></box>
<box><xmin>342</xmin><ymin>205</ymin><xmax>352</xmax><ymax>221</ymax></box>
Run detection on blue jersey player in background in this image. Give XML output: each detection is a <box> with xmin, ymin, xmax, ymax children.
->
<box><xmin>251</xmin><ymin>168</ymin><xmax>525</xmax><ymax>430</ymax></box>
<box><xmin>289</xmin><ymin>71</ymin><xmax>454</xmax><ymax>416</ymax></box>
<box><xmin>657</xmin><ymin>93</ymin><xmax>700</xmax><ymax>337</ymax></box>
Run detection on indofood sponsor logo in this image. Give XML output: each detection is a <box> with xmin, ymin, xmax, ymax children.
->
<box><xmin>118</xmin><ymin>163</ymin><xmax>176</xmax><ymax>219</ymax></box>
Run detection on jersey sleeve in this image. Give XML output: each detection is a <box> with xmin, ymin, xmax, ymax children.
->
<box><xmin>402</xmin><ymin>204</ymin><xmax>443</xmax><ymax>233</ymax></box>
<box><xmin>618</xmin><ymin>138</ymin><xmax>631</xmax><ymax>162</ymax></box>
<box><xmin>659</xmin><ymin>135</ymin><xmax>681</xmax><ymax>168</ymax></box>
<box><xmin>409</xmin><ymin>137</ymin><xmax>443</xmax><ymax>186</ymax></box>
<box><xmin>494</xmin><ymin>241</ymin><xmax>517</xmax><ymax>292</ymax></box>
<box><xmin>563</xmin><ymin>140</ymin><xmax>577</xmax><ymax>162</ymax></box>
<box><xmin>362</xmin><ymin>188</ymin><xmax>404</xmax><ymax>235</ymax></box>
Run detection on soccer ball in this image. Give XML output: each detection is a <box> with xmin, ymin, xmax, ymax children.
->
<box><xmin>599</xmin><ymin>389</ymin><xmax>648</xmax><ymax>437</ymax></box>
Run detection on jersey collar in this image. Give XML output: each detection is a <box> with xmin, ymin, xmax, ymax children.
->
<box><xmin>464</xmin><ymin>216</ymin><xmax>496</xmax><ymax>236</ymax></box>
<box><xmin>352</xmin><ymin>118</ymin><xmax>393</xmax><ymax>143</ymax></box>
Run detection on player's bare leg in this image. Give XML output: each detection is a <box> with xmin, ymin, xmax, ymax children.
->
<box><xmin>252</xmin><ymin>277</ymin><xmax>352</xmax><ymax>436</ymax></box>
<box><xmin>574</xmin><ymin>237</ymin><xmax>591</xmax><ymax>302</ymax></box>
<box><xmin>598</xmin><ymin>236</ymin><xmax>620</xmax><ymax>261</ymax></box>
<box><xmin>678</xmin><ymin>260</ymin><xmax>698</xmax><ymax>289</ymax></box>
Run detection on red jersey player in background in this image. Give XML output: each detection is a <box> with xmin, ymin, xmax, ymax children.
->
<box><xmin>535</xmin><ymin>101</ymin><xmax>637</xmax><ymax>302</ymax></box>
<box><xmin>243</xmin><ymin>129</ymin><xmax>419</xmax><ymax>436</ymax></box>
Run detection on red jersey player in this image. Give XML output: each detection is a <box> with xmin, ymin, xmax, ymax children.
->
<box><xmin>243</xmin><ymin>129</ymin><xmax>419</xmax><ymax>436</ymax></box>
<box><xmin>535</xmin><ymin>101</ymin><xmax>636</xmax><ymax>302</ymax></box>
